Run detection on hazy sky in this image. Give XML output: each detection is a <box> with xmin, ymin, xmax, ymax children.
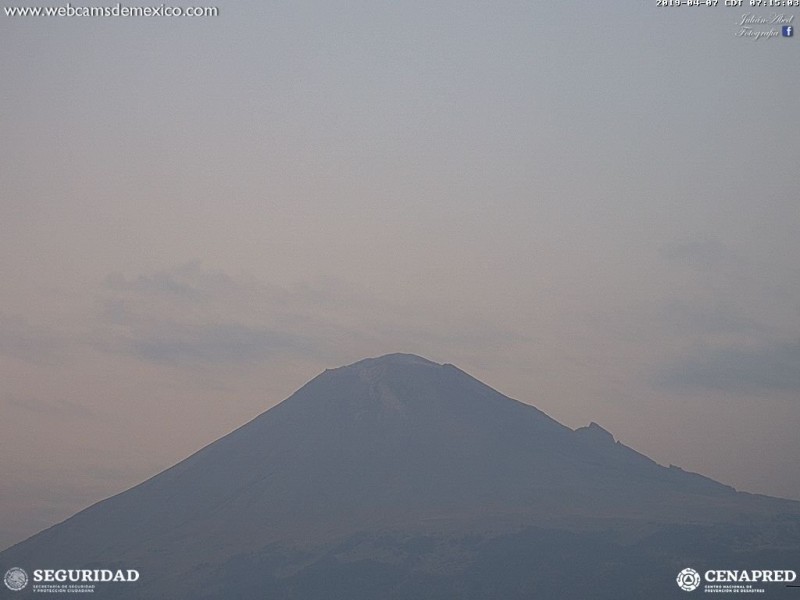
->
<box><xmin>2</xmin><ymin>1</ymin><xmax>799</xmax><ymax>550</ymax></box>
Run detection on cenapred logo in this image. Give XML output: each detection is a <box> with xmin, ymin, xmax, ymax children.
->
<box><xmin>4</xmin><ymin>567</ymin><xmax>29</xmax><ymax>591</ymax></box>
<box><xmin>677</xmin><ymin>567</ymin><xmax>702</xmax><ymax>592</ymax></box>
<box><xmin>676</xmin><ymin>567</ymin><xmax>797</xmax><ymax>593</ymax></box>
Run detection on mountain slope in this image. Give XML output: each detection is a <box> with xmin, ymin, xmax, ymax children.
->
<box><xmin>2</xmin><ymin>353</ymin><xmax>798</xmax><ymax>599</ymax></box>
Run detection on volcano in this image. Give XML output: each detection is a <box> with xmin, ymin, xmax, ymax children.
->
<box><xmin>2</xmin><ymin>354</ymin><xmax>799</xmax><ymax>599</ymax></box>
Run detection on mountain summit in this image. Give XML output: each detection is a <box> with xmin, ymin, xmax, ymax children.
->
<box><xmin>2</xmin><ymin>354</ymin><xmax>798</xmax><ymax>599</ymax></box>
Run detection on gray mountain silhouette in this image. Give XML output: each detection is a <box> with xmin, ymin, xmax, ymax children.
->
<box><xmin>2</xmin><ymin>354</ymin><xmax>798</xmax><ymax>599</ymax></box>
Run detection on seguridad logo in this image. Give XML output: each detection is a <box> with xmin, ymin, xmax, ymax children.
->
<box><xmin>4</xmin><ymin>568</ymin><xmax>29</xmax><ymax>591</ymax></box>
<box><xmin>33</xmin><ymin>569</ymin><xmax>140</xmax><ymax>583</ymax></box>
<box><xmin>4</xmin><ymin>567</ymin><xmax>141</xmax><ymax>593</ymax></box>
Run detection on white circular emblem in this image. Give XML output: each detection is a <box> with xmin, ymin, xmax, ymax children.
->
<box><xmin>677</xmin><ymin>567</ymin><xmax>701</xmax><ymax>592</ymax></box>
<box><xmin>4</xmin><ymin>567</ymin><xmax>29</xmax><ymax>591</ymax></box>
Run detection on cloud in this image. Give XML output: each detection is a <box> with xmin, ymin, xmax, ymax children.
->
<box><xmin>657</xmin><ymin>340</ymin><xmax>800</xmax><ymax>394</ymax></box>
<box><xmin>97</xmin><ymin>263</ymin><xmax>339</xmax><ymax>367</ymax></box>
<box><xmin>96</xmin><ymin>263</ymin><xmax>530</xmax><ymax>369</ymax></box>
<box><xmin>659</xmin><ymin>237</ymin><xmax>740</xmax><ymax>271</ymax></box>
<box><xmin>0</xmin><ymin>316</ymin><xmax>68</xmax><ymax>365</ymax></box>
<box><xmin>104</xmin><ymin>271</ymin><xmax>203</xmax><ymax>301</ymax></box>
<box><xmin>658</xmin><ymin>301</ymin><xmax>770</xmax><ymax>337</ymax></box>
<box><xmin>4</xmin><ymin>396</ymin><xmax>96</xmax><ymax>419</ymax></box>
<box><xmin>103</xmin><ymin>261</ymin><xmax>243</xmax><ymax>302</ymax></box>
<box><xmin>127</xmin><ymin>322</ymin><xmax>311</xmax><ymax>365</ymax></box>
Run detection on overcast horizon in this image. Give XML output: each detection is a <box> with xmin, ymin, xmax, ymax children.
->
<box><xmin>2</xmin><ymin>1</ymin><xmax>799</xmax><ymax>552</ymax></box>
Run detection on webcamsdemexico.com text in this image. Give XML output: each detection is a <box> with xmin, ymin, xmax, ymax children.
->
<box><xmin>3</xmin><ymin>3</ymin><xmax>218</xmax><ymax>17</ymax></box>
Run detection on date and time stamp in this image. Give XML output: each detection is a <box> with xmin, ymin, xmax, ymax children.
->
<box><xmin>656</xmin><ymin>0</ymin><xmax>795</xmax><ymax>39</ymax></box>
